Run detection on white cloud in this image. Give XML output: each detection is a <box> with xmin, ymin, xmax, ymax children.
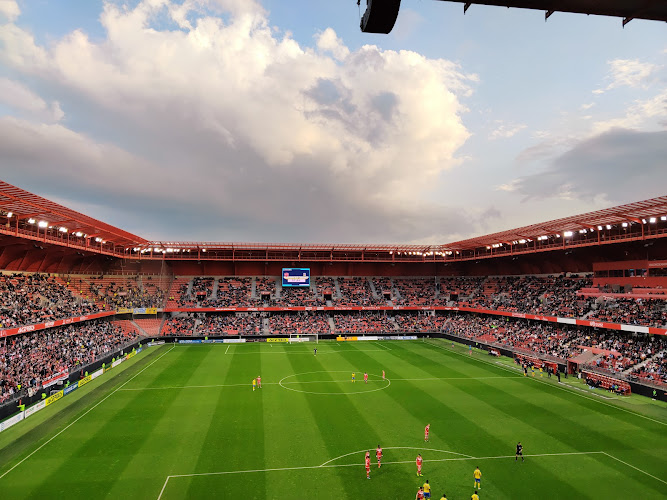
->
<box><xmin>592</xmin><ymin>88</ymin><xmax>667</xmax><ymax>134</ymax></box>
<box><xmin>595</xmin><ymin>58</ymin><xmax>658</xmax><ymax>94</ymax></box>
<box><xmin>0</xmin><ymin>78</ymin><xmax>64</xmax><ymax>122</ymax></box>
<box><xmin>489</xmin><ymin>121</ymin><xmax>526</xmax><ymax>140</ymax></box>
<box><xmin>316</xmin><ymin>28</ymin><xmax>349</xmax><ymax>61</ymax></box>
<box><xmin>0</xmin><ymin>0</ymin><xmax>19</xmax><ymax>22</ymax></box>
<box><xmin>0</xmin><ymin>0</ymin><xmax>480</xmax><ymax>243</ymax></box>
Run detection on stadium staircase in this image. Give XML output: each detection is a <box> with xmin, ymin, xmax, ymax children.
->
<box><xmin>275</xmin><ymin>280</ymin><xmax>282</xmax><ymax>300</ymax></box>
<box><xmin>368</xmin><ymin>279</ymin><xmax>381</xmax><ymax>301</ymax></box>
<box><xmin>262</xmin><ymin>318</ymin><xmax>270</xmax><ymax>335</ymax></box>
<box><xmin>333</xmin><ymin>278</ymin><xmax>342</xmax><ymax>300</ymax></box>
<box><xmin>250</xmin><ymin>277</ymin><xmax>257</xmax><ymax>299</ymax></box>
<box><xmin>328</xmin><ymin>317</ymin><xmax>336</xmax><ymax>334</ymax></box>
<box><xmin>210</xmin><ymin>278</ymin><xmax>219</xmax><ymax>300</ymax></box>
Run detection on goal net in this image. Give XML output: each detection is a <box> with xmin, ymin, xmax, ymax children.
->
<box><xmin>289</xmin><ymin>333</ymin><xmax>318</xmax><ymax>344</ymax></box>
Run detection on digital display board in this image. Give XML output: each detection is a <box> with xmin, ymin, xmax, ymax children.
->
<box><xmin>282</xmin><ymin>268</ymin><xmax>310</xmax><ymax>287</ymax></box>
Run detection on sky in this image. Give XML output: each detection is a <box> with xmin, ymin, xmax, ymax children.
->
<box><xmin>0</xmin><ymin>0</ymin><xmax>665</xmax><ymax>244</ymax></box>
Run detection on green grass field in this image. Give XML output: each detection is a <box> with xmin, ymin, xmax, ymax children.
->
<box><xmin>1</xmin><ymin>339</ymin><xmax>666</xmax><ymax>499</ymax></box>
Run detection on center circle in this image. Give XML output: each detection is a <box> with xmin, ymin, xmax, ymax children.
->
<box><xmin>279</xmin><ymin>370</ymin><xmax>391</xmax><ymax>395</ymax></box>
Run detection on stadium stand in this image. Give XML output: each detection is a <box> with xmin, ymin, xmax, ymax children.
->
<box><xmin>197</xmin><ymin>314</ymin><xmax>261</xmax><ymax>335</ymax></box>
<box><xmin>162</xmin><ymin>316</ymin><xmax>196</xmax><ymax>336</ymax></box>
<box><xmin>0</xmin><ymin>273</ymin><xmax>101</xmax><ymax>329</ymax></box>
<box><xmin>334</xmin><ymin>312</ymin><xmax>396</xmax><ymax>333</ymax></box>
<box><xmin>269</xmin><ymin>312</ymin><xmax>330</xmax><ymax>334</ymax></box>
<box><xmin>0</xmin><ymin>320</ymin><xmax>139</xmax><ymax>403</ymax></box>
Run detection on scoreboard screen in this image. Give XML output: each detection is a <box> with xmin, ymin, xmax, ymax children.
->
<box><xmin>282</xmin><ymin>268</ymin><xmax>310</xmax><ymax>287</ymax></box>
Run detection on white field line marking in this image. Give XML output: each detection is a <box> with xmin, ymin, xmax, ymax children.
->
<box><xmin>120</xmin><ymin>375</ymin><xmax>518</xmax><ymax>391</ymax></box>
<box><xmin>424</xmin><ymin>340</ymin><xmax>667</xmax><ymax>427</ymax></box>
<box><xmin>224</xmin><ymin>345</ymin><xmax>230</xmax><ymax>354</ymax></box>
<box><xmin>278</xmin><ymin>371</ymin><xmax>391</xmax><ymax>395</ymax></box>
<box><xmin>320</xmin><ymin>446</ymin><xmax>473</xmax><ymax>466</ymax></box>
<box><xmin>157</xmin><ymin>451</ymin><xmax>606</xmax><ymax>499</ymax></box>
<box><xmin>601</xmin><ymin>452</ymin><xmax>667</xmax><ymax>486</ymax></box>
<box><xmin>0</xmin><ymin>345</ymin><xmax>176</xmax><ymax>481</ymax></box>
<box><xmin>375</xmin><ymin>342</ymin><xmax>392</xmax><ymax>351</ymax></box>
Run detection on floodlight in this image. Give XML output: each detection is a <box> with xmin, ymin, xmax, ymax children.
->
<box><xmin>95</xmin><ymin>237</ymin><xmax>102</xmax><ymax>242</ymax></box>
<box><xmin>622</xmin><ymin>222</ymin><xmax>628</xmax><ymax>227</ymax></box>
<box><xmin>606</xmin><ymin>225</ymin><xmax>612</xmax><ymax>230</ymax></box>
<box><xmin>202</xmin><ymin>248</ymin><xmax>207</xmax><ymax>252</ymax></box>
<box><xmin>518</xmin><ymin>239</ymin><xmax>526</xmax><ymax>244</ymax></box>
<box><xmin>578</xmin><ymin>229</ymin><xmax>586</xmax><ymax>234</ymax></box>
<box><xmin>6</xmin><ymin>212</ymin><xmax>12</xmax><ymax>218</ymax></box>
<box><xmin>38</xmin><ymin>221</ymin><xmax>48</xmax><ymax>228</ymax></box>
<box><xmin>75</xmin><ymin>232</ymin><xmax>83</xmax><ymax>237</ymax></box>
<box><xmin>662</xmin><ymin>216</ymin><xmax>667</xmax><ymax>221</ymax></box>
<box><xmin>597</xmin><ymin>225</ymin><xmax>603</xmax><ymax>230</ymax></box>
<box><xmin>59</xmin><ymin>227</ymin><xmax>67</xmax><ymax>233</ymax></box>
<box><xmin>649</xmin><ymin>217</ymin><xmax>656</xmax><ymax>223</ymax></box>
<box><xmin>563</xmin><ymin>231</ymin><xmax>573</xmax><ymax>237</ymax></box>
<box><xmin>642</xmin><ymin>219</ymin><xmax>647</xmax><ymax>224</ymax></box>
<box><xmin>28</xmin><ymin>218</ymin><xmax>35</xmax><ymax>224</ymax></box>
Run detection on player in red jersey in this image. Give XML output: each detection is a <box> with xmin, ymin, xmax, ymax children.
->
<box><xmin>425</xmin><ymin>423</ymin><xmax>430</xmax><ymax>442</ymax></box>
<box><xmin>256</xmin><ymin>375</ymin><xmax>261</xmax><ymax>388</ymax></box>
<box><xmin>416</xmin><ymin>486</ymin><xmax>425</xmax><ymax>499</ymax></box>
<box><xmin>382</xmin><ymin>369</ymin><xmax>385</xmax><ymax>380</ymax></box>
<box><xmin>376</xmin><ymin>445</ymin><xmax>383</xmax><ymax>468</ymax></box>
<box><xmin>364</xmin><ymin>372</ymin><xmax>369</xmax><ymax>384</ymax></box>
<box><xmin>416</xmin><ymin>453</ymin><xmax>423</xmax><ymax>476</ymax></box>
<box><xmin>365</xmin><ymin>451</ymin><xmax>371</xmax><ymax>479</ymax></box>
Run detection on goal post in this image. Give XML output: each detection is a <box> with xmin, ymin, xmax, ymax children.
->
<box><xmin>289</xmin><ymin>333</ymin><xmax>318</xmax><ymax>344</ymax></box>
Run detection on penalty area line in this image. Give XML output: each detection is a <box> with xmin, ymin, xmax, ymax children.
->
<box><xmin>601</xmin><ymin>452</ymin><xmax>667</xmax><ymax>486</ymax></box>
<box><xmin>156</xmin><ymin>450</ymin><xmax>607</xmax><ymax>499</ymax></box>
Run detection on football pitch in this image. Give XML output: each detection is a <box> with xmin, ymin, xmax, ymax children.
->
<box><xmin>0</xmin><ymin>340</ymin><xmax>666</xmax><ymax>499</ymax></box>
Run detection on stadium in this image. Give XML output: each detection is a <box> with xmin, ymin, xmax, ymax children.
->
<box><xmin>1</xmin><ymin>1</ymin><xmax>666</xmax><ymax>499</ymax></box>
<box><xmin>0</xmin><ymin>181</ymin><xmax>665</xmax><ymax>498</ymax></box>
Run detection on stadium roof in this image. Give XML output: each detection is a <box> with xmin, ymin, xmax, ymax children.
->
<box><xmin>0</xmin><ymin>179</ymin><xmax>665</xmax><ymax>260</ymax></box>
<box><xmin>0</xmin><ymin>181</ymin><xmax>147</xmax><ymax>248</ymax></box>
<box><xmin>445</xmin><ymin>196</ymin><xmax>667</xmax><ymax>251</ymax></box>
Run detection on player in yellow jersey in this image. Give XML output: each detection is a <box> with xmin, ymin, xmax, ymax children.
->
<box><xmin>423</xmin><ymin>479</ymin><xmax>431</xmax><ymax>499</ymax></box>
<box><xmin>473</xmin><ymin>466</ymin><xmax>482</xmax><ymax>489</ymax></box>
<box><xmin>439</xmin><ymin>494</ymin><xmax>447</xmax><ymax>500</ymax></box>
<box><xmin>352</xmin><ymin>372</ymin><xmax>356</xmax><ymax>383</ymax></box>
<box><xmin>471</xmin><ymin>491</ymin><xmax>479</xmax><ymax>500</ymax></box>
<box><xmin>252</xmin><ymin>378</ymin><xmax>257</xmax><ymax>391</ymax></box>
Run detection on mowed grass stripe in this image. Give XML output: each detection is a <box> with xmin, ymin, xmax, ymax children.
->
<box><xmin>176</xmin><ymin>347</ymin><xmax>266</xmax><ymax>499</ymax></box>
<box><xmin>261</xmin><ymin>344</ymin><xmax>350</xmax><ymax>499</ymax></box>
<box><xmin>106</xmin><ymin>345</ymin><xmax>235</xmax><ymax>499</ymax></box>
